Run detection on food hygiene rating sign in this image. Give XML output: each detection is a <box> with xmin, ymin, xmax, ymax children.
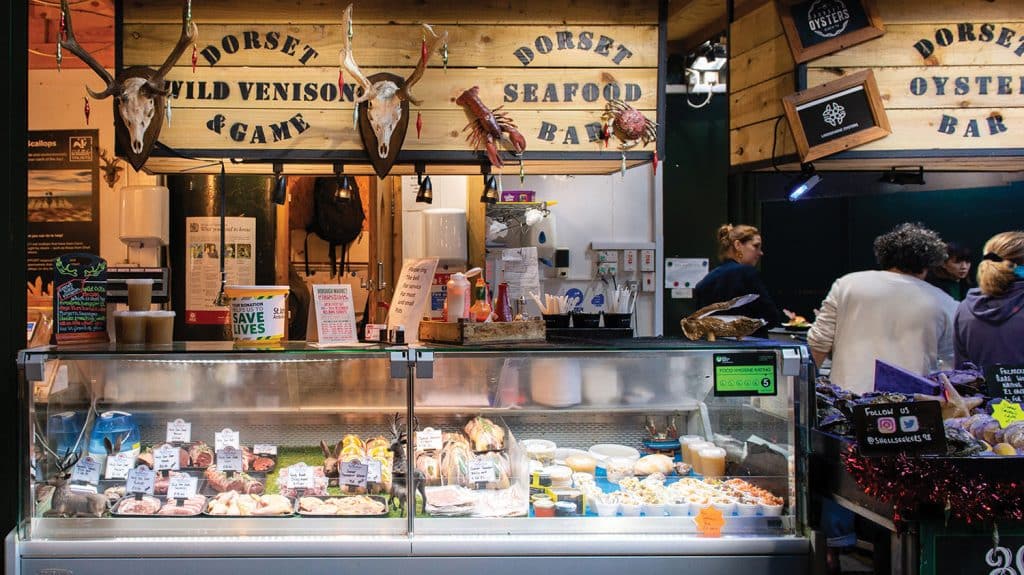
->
<box><xmin>713</xmin><ymin>353</ymin><xmax>778</xmax><ymax>397</ymax></box>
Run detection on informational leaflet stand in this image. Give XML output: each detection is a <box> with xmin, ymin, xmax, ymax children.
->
<box><xmin>387</xmin><ymin>258</ymin><xmax>438</xmax><ymax>344</ymax></box>
<box><xmin>307</xmin><ymin>284</ymin><xmax>364</xmax><ymax>347</ymax></box>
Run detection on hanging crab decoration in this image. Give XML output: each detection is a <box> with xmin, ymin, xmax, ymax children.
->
<box><xmin>456</xmin><ymin>86</ymin><xmax>526</xmax><ymax>168</ymax></box>
<box><xmin>602</xmin><ymin>99</ymin><xmax>657</xmax><ymax>150</ymax></box>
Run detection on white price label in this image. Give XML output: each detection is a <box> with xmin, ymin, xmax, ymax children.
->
<box><xmin>366</xmin><ymin>459</ymin><xmax>382</xmax><ymax>483</ymax></box>
<box><xmin>166</xmin><ymin>419</ymin><xmax>192</xmax><ymax>443</ymax></box>
<box><xmin>253</xmin><ymin>444</ymin><xmax>277</xmax><ymax>455</ymax></box>
<box><xmin>126</xmin><ymin>465</ymin><xmax>156</xmax><ymax>495</ymax></box>
<box><xmin>104</xmin><ymin>452</ymin><xmax>133</xmax><ymax>480</ymax></box>
<box><xmin>286</xmin><ymin>463</ymin><xmax>314</xmax><ymax>490</ymax></box>
<box><xmin>417</xmin><ymin>427</ymin><xmax>442</xmax><ymax>451</ymax></box>
<box><xmin>154</xmin><ymin>445</ymin><xmax>181</xmax><ymax>471</ymax></box>
<box><xmin>339</xmin><ymin>460</ymin><xmax>368</xmax><ymax>487</ymax></box>
<box><xmin>71</xmin><ymin>456</ymin><xmax>101</xmax><ymax>485</ymax></box>
<box><xmin>168</xmin><ymin>475</ymin><xmax>198</xmax><ymax>500</ymax></box>
<box><xmin>217</xmin><ymin>447</ymin><xmax>243</xmax><ymax>472</ymax></box>
<box><xmin>215</xmin><ymin>429</ymin><xmax>240</xmax><ymax>452</ymax></box>
<box><xmin>469</xmin><ymin>458</ymin><xmax>497</xmax><ymax>483</ymax></box>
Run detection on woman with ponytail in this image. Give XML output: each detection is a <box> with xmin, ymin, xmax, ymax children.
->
<box><xmin>693</xmin><ymin>224</ymin><xmax>782</xmax><ymax>334</ymax></box>
<box><xmin>954</xmin><ymin>231</ymin><xmax>1024</xmax><ymax>367</ymax></box>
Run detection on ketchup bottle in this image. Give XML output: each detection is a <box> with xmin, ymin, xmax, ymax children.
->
<box><xmin>494</xmin><ymin>283</ymin><xmax>513</xmax><ymax>322</ymax></box>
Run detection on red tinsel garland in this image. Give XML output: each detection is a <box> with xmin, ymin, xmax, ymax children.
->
<box><xmin>842</xmin><ymin>445</ymin><xmax>1024</xmax><ymax>531</ymax></box>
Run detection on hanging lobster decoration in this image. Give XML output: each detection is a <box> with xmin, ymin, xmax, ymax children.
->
<box><xmin>341</xmin><ymin>4</ymin><xmax>447</xmax><ymax>178</ymax></box>
<box><xmin>59</xmin><ymin>0</ymin><xmax>197</xmax><ymax>172</ymax></box>
<box><xmin>456</xmin><ymin>87</ymin><xmax>526</xmax><ymax>169</ymax></box>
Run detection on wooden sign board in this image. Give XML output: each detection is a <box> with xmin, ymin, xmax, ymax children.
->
<box><xmin>782</xmin><ymin>69</ymin><xmax>890</xmax><ymax>162</ymax></box>
<box><xmin>120</xmin><ymin>3</ymin><xmax>659</xmax><ymax>163</ymax></box>
<box><xmin>777</xmin><ymin>0</ymin><xmax>885</xmax><ymax>64</ymax></box>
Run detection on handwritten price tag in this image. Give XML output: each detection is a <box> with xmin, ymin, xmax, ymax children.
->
<box><xmin>253</xmin><ymin>444</ymin><xmax>277</xmax><ymax>455</ymax></box>
<box><xmin>695</xmin><ymin>505</ymin><xmax>725</xmax><ymax>538</ymax></box>
<box><xmin>417</xmin><ymin>427</ymin><xmax>442</xmax><ymax>451</ymax></box>
<box><xmin>166</xmin><ymin>419</ymin><xmax>192</xmax><ymax>443</ymax></box>
<box><xmin>168</xmin><ymin>475</ymin><xmax>198</xmax><ymax>500</ymax></box>
<box><xmin>217</xmin><ymin>447</ymin><xmax>243</xmax><ymax>472</ymax></box>
<box><xmin>126</xmin><ymin>465</ymin><xmax>156</xmax><ymax>495</ymax></box>
<box><xmin>286</xmin><ymin>463</ymin><xmax>314</xmax><ymax>490</ymax></box>
<box><xmin>366</xmin><ymin>459</ymin><xmax>382</xmax><ymax>483</ymax></box>
<box><xmin>104</xmin><ymin>452</ymin><xmax>133</xmax><ymax>480</ymax></box>
<box><xmin>993</xmin><ymin>399</ymin><xmax>1024</xmax><ymax>428</ymax></box>
<box><xmin>469</xmin><ymin>458</ymin><xmax>496</xmax><ymax>483</ymax></box>
<box><xmin>340</xmin><ymin>460</ymin><xmax>368</xmax><ymax>488</ymax></box>
<box><xmin>215</xmin><ymin>429</ymin><xmax>240</xmax><ymax>452</ymax></box>
<box><xmin>71</xmin><ymin>456</ymin><xmax>101</xmax><ymax>485</ymax></box>
<box><xmin>154</xmin><ymin>445</ymin><xmax>181</xmax><ymax>471</ymax></box>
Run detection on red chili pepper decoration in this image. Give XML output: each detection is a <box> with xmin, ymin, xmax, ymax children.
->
<box><xmin>602</xmin><ymin>123</ymin><xmax>611</xmax><ymax>149</ymax></box>
<box><xmin>416</xmin><ymin>112</ymin><xmax>423</xmax><ymax>139</ymax></box>
<box><xmin>421</xmin><ymin>38</ymin><xmax>428</xmax><ymax>64</ymax></box>
<box><xmin>652</xmin><ymin>150</ymin><xmax>659</xmax><ymax>172</ymax></box>
<box><xmin>84</xmin><ymin>97</ymin><xmax>90</xmax><ymax>125</ymax></box>
<box><xmin>338</xmin><ymin>70</ymin><xmax>344</xmax><ymax>97</ymax></box>
<box><xmin>192</xmin><ymin>45</ymin><xmax>198</xmax><ymax>73</ymax></box>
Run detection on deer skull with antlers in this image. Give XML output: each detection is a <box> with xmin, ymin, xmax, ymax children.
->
<box><xmin>60</xmin><ymin>0</ymin><xmax>197</xmax><ymax>171</ymax></box>
<box><xmin>341</xmin><ymin>4</ymin><xmax>447</xmax><ymax>178</ymax></box>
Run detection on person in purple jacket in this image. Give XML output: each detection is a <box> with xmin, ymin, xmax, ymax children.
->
<box><xmin>954</xmin><ymin>231</ymin><xmax>1024</xmax><ymax>368</ymax></box>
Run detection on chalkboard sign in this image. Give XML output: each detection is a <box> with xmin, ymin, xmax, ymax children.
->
<box><xmin>713</xmin><ymin>352</ymin><xmax>778</xmax><ymax>397</ymax></box>
<box><xmin>987</xmin><ymin>365</ymin><xmax>1024</xmax><ymax>406</ymax></box>
<box><xmin>777</xmin><ymin>0</ymin><xmax>885</xmax><ymax>63</ymax></box>
<box><xmin>933</xmin><ymin>533</ymin><xmax>1024</xmax><ymax>575</ymax></box>
<box><xmin>53</xmin><ymin>253</ymin><xmax>108</xmax><ymax>344</ymax></box>
<box><xmin>783</xmin><ymin>70</ymin><xmax>892</xmax><ymax>163</ymax></box>
<box><xmin>852</xmin><ymin>400</ymin><xmax>946</xmax><ymax>457</ymax></box>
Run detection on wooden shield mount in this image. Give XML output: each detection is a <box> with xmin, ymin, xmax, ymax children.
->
<box><xmin>357</xmin><ymin>72</ymin><xmax>411</xmax><ymax>179</ymax></box>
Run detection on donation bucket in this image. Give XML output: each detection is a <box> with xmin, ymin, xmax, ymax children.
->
<box><xmin>224</xmin><ymin>285</ymin><xmax>289</xmax><ymax>345</ymax></box>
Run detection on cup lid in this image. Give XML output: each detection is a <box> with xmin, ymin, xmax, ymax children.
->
<box><xmin>124</xmin><ymin>278</ymin><xmax>154</xmax><ymax>285</ymax></box>
<box><xmin>145</xmin><ymin>311</ymin><xmax>176</xmax><ymax>317</ymax></box>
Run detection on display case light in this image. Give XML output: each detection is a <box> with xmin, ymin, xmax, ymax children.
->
<box><xmin>272</xmin><ymin>162</ymin><xmax>287</xmax><ymax>205</ymax></box>
<box><xmin>415</xmin><ymin>162</ymin><xmax>433</xmax><ymax>204</ymax></box>
<box><xmin>787</xmin><ymin>163</ymin><xmax>821</xmax><ymax>201</ymax></box>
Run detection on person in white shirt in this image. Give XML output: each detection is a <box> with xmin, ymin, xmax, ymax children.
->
<box><xmin>808</xmin><ymin>223</ymin><xmax>958</xmax><ymax>395</ymax></box>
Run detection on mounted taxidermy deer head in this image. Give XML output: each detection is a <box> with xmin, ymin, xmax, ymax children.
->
<box><xmin>340</xmin><ymin>4</ymin><xmax>447</xmax><ymax>178</ymax></box>
<box><xmin>99</xmin><ymin>148</ymin><xmax>124</xmax><ymax>189</ymax></box>
<box><xmin>60</xmin><ymin>0</ymin><xmax>197</xmax><ymax>171</ymax></box>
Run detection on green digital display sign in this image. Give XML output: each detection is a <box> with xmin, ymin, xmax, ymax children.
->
<box><xmin>713</xmin><ymin>352</ymin><xmax>777</xmax><ymax>397</ymax></box>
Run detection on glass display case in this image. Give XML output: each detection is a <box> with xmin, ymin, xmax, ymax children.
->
<box><xmin>11</xmin><ymin>339</ymin><xmax>811</xmax><ymax>575</ymax></box>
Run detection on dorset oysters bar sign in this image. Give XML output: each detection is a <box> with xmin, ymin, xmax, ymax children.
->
<box><xmin>121</xmin><ymin>13</ymin><xmax>658</xmax><ymax>159</ymax></box>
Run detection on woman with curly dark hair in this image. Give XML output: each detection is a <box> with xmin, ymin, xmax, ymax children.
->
<box><xmin>807</xmin><ymin>223</ymin><xmax>958</xmax><ymax>393</ymax></box>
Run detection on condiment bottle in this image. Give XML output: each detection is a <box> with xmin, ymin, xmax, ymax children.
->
<box><xmin>444</xmin><ymin>268</ymin><xmax>481</xmax><ymax>323</ymax></box>
<box><xmin>494</xmin><ymin>283</ymin><xmax>513</xmax><ymax>322</ymax></box>
<box><xmin>470</xmin><ymin>278</ymin><xmax>492</xmax><ymax>322</ymax></box>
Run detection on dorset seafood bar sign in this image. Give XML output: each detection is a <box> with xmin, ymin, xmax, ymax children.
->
<box><xmin>121</xmin><ymin>14</ymin><xmax>658</xmax><ymax>159</ymax></box>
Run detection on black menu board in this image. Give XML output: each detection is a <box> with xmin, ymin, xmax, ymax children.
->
<box><xmin>53</xmin><ymin>253</ymin><xmax>108</xmax><ymax>344</ymax></box>
<box><xmin>987</xmin><ymin>365</ymin><xmax>1024</xmax><ymax>406</ymax></box>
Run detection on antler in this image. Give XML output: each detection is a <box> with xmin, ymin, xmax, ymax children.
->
<box><xmin>147</xmin><ymin>0</ymin><xmax>199</xmax><ymax>94</ymax></box>
<box><xmin>399</xmin><ymin>23</ymin><xmax>447</xmax><ymax>106</ymax></box>
<box><xmin>60</xmin><ymin>0</ymin><xmax>118</xmax><ymax>99</ymax></box>
<box><xmin>340</xmin><ymin>4</ymin><xmax>376</xmax><ymax>104</ymax></box>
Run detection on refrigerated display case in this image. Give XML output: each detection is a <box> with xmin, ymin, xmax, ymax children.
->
<box><xmin>10</xmin><ymin>339</ymin><xmax>811</xmax><ymax>574</ymax></box>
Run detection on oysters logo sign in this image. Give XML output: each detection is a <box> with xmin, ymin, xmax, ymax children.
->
<box><xmin>822</xmin><ymin>102</ymin><xmax>846</xmax><ymax>127</ymax></box>
<box><xmin>807</xmin><ymin>0</ymin><xmax>852</xmax><ymax>39</ymax></box>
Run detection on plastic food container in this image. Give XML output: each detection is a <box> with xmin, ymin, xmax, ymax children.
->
<box><xmin>761</xmin><ymin>502</ymin><xmax>784</xmax><ymax>516</ymax></box>
<box><xmin>619</xmin><ymin>502</ymin><xmax>641</xmax><ymax>516</ymax></box>
<box><xmin>224</xmin><ymin>285</ymin><xmax>289</xmax><ymax>345</ymax></box>
<box><xmin>588</xmin><ymin>444</ymin><xmax>641</xmax><ymax>468</ymax></box>
<box><xmin>604</xmin><ymin>456</ymin><xmax>636</xmax><ymax>485</ymax></box>
<box><xmin>521</xmin><ymin>439</ymin><xmax>557</xmax><ymax>464</ymax></box>
<box><xmin>594</xmin><ymin>500</ymin><xmax>619</xmax><ymax>517</ymax></box>
<box><xmin>666</xmin><ymin>501</ymin><xmax>690</xmax><ymax>516</ymax></box>
<box><xmin>642</xmin><ymin>503</ymin><xmax>666</xmax><ymax>517</ymax></box>
<box><xmin>736</xmin><ymin>501</ymin><xmax>760</xmax><ymax>517</ymax></box>
<box><xmin>534</xmin><ymin>499</ymin><xmax>555</xmax><ymax>517</ymax></box>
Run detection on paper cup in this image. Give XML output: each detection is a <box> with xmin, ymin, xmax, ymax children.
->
<box><xmin>224</xmin><ymin>285</ymin><xmax>289</xmax><ymax>345</ymax></box>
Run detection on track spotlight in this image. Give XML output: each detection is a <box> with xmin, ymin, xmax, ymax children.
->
<box><xmin>787</xmin><ymin>163</ymin><xmax>821</xmax><ymax>201</ymax></box>
<box><xmin>481</xmin><ymin>174</ymin><xmax>499</xmax><ymax>204</ymax></box>
<box><xmin>415</xmin><ymin>163</ymin><xmax>433</xmax><ymax>204</ymax></box>
<box><xmin>272</xmin><ymin>162</ymin><xmax>287</xmax><ymax>205</ymax></box>
<box><xmin>334</xmin><ymin>163</ymin><xmax>352</xmax><ymax>201</ymax></box>
<box><xmin>880</xmin><ymin>166</ymin><xmax>925</xmax><ymax>186</ymax></box>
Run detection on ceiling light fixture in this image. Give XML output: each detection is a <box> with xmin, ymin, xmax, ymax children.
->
<box><xmin>272</xmin><ymin>162</ymin><xmax>287</xmax><ymax>205</ymax></box>
<box><xmin>334</xmin><ymin>162</ymin><xmax>353</xmax><ymax>201</ymax></box>
<box><xmin>415</xmin><ymin>162</ymin><xmax>433</xmax><ymax>204</ymax></box>
<box><xmin>787</xmin><ymin>163</ymin><xmax>821</xmax><ymax>201</ymax></box>
<box><xmin>480</xmin><ymin>165</ymin><xmax>499</xmax><ymax>204</ymax></box>
<box><xmin>879</xmin><ymin>166</ymin><xmax>925</xmax><ymax>186</ymax></box>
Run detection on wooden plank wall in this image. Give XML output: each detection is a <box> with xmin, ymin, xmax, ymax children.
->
<box><xmin>728</xmin><ymin>1</ymin><xmax>797</xmax><ymax>167</ymax></box>
<box><xmin>729</xmin><ymin>0</ymin><xmax>1024</xmax><ymax>168</ymax></box>
<box><xmin>122</xmin><ymin>0</ymin><xmax>660</xmax><ymax>159</ymax></box>
<box><xmin>806</xmin><ymin>1</ymin><xmax>1024</xmax><ymax>154</ymax></box>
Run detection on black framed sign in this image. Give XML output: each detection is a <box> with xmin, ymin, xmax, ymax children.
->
<box><xmin>777</xmin><ymin>0</ymin><xmax>885</xmax><ymax>64</ymax></box>
<box><xmin>782</xmin><ymin>70</ymin><xmax>891</xmax><ymax>162</ymax></box>
<box><xmin>987</xmin><ymin>365</ymin><xmax>1024</xmax><ymax>406</ymax></box>
<box><xmin>713</xmin><ymin>352</ymin><xmax>778</xmax><ymax>397</ymax></box>
<box><xmin>852</xmin><ymin>401</ymin><xmax>946</xmax><ymax>457</ymax></box>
